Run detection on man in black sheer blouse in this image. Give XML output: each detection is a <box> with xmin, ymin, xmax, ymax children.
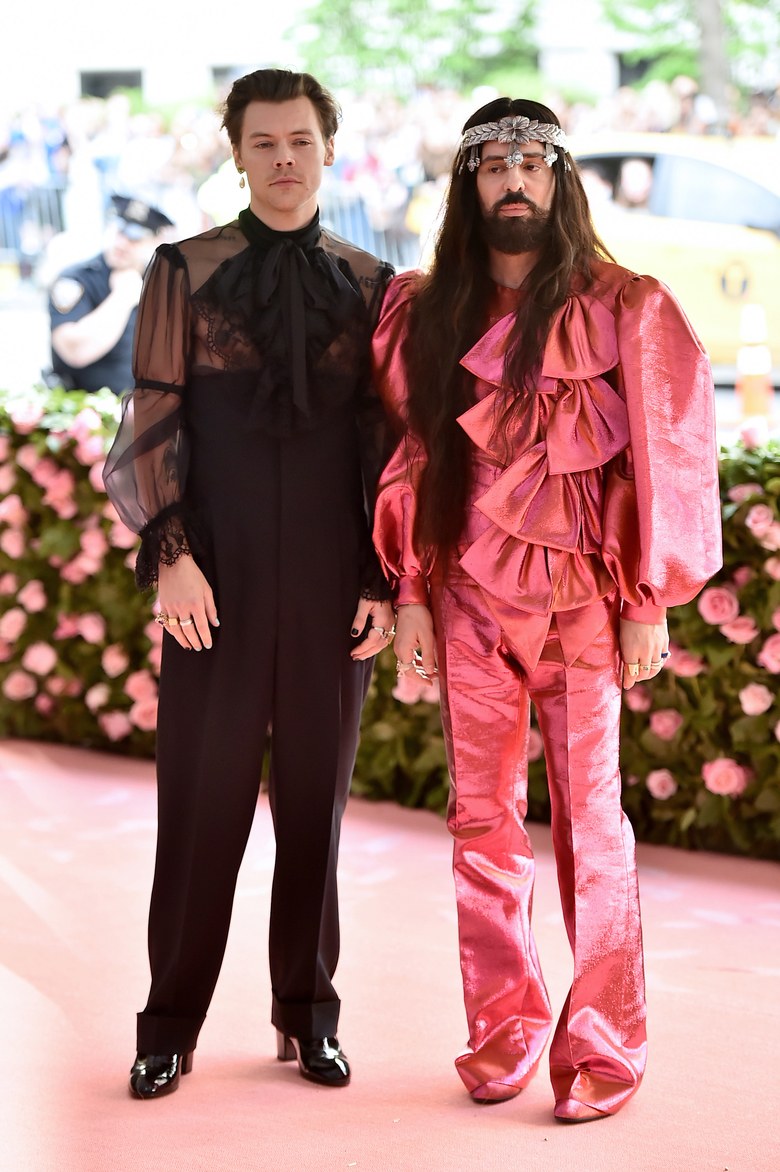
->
<box><xmin>103</xmin><ymin>69</ymin><xmax>396</xmax><ymax>1099</ymax></box>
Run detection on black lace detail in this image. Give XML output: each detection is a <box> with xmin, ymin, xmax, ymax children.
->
<box><xmin>189</xmin><ymin>210</ymin><xmax>373</xmax><ymax>437</ymax></box>
<box><xmin>135</xmin><ymin>503</ymin><xmax>205</xmax><ymax>591</ymax></box>
<box><xmin>359</xmin><ymin>543</ymin><xmax>392</xmax><ymax>602</ymax></box>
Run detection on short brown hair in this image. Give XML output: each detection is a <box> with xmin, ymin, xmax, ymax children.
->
<box><xmin>221</xmin><ymin>69</ymin><xmax>341</xmax><ymax>146</ymax></box>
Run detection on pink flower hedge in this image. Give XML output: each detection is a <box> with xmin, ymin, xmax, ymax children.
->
<box><xmin>0</xmin><ymin>388</ymin><xmax>159</xmax><ymax>755</ymax></box>
<box><xmin>1</xmin><ymin>388</ymin><xmax>779</xmax><ymax>859</ymax></box>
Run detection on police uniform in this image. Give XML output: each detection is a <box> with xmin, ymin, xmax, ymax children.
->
<box><xmin>48</xmin><ymin>196</ymin><xmax>173</xmax><ymax>395</ymax></box>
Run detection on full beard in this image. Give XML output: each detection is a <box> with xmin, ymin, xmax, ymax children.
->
<box><xmin>481</xmin><ymin>195</ymin><xmax>551</xmax><ymax>254</ymax></box>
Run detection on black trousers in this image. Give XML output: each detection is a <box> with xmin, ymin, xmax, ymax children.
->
<box><xmin>136</xmin><ymin>399</ymin><xmax>374</xmax><ymax>1055</ymax></box>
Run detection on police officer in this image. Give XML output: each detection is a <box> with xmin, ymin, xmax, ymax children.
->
<box><xmin>48</xmin><ymin>195</ymin><xmax>173</xmax><ymax>395</ymax></box>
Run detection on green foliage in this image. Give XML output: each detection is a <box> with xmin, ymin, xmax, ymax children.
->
<box><xmin>1</xmin><ymin>386</ymin><xmax>779</xmax><ymax>859</ymax></box>
<box><xmin>292</xmin><ymin>0</ymin><xmax>538</xmax><ymax>94</ymax></box>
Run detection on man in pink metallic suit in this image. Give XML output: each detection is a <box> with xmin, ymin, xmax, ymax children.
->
<box><xmin>371</xmin><ymin>98</ymin><xmax>722</xmax><ymax>1122</ymax></box>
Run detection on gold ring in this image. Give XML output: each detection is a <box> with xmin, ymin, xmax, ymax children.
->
<box><xmin>154</xmin><ymin>613</ymin><xmax>168</xmax><ymax>626</ymax></box>
<box><xmin>626</xmin><ymin>662</ymin><xmax>640</xmax><ymax>678</ymax></box>
<box><xmin>167</xmin><ymin>616</ymin><xmax>180</xmax><ymax>627</ymax></box>
<box><xmin>640</xmin><ymin>663</ymin><xmax>652</xmax><ymax>671</ymax></box>
<box><xmin>650</xmin><ymin>659</ymin><xmax>663</xmax><ymax>669</ymax></box>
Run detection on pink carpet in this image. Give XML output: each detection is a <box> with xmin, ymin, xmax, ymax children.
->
<box><xmin>1</xmin><ymin>738</ymin><xmax>778</xmax><ymax>1171</ymax></box>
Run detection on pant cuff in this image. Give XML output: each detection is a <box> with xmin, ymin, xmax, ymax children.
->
<box><xmin>271</xmin><ymin>997</ymin><xmax>340</xmax><ymax>1039</ymax></box>
<box><xmin>136</xmin><ymin>1011</ymin><xmax>204</xmax><ymax>1054</ymax></box>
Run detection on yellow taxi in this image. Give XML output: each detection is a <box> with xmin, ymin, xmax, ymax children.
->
<box><xmin>570</xmin><ymin>133</ymin><xmax>780</xmax><ymax>378</ymax></box>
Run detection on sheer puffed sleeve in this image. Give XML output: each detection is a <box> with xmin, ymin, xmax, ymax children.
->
<box><xmin>372</xmin><ymin>273</ymin><xmax>431</xmax><ymax>606</ymax></box>
<box><xmin>102</xmin><ymin>244</ymin><xmax>192</xmax><ymax>589</ymax></box>
<box><xmin>602</xmin><ymin>274</ymin><xmax>722</xmax><ymax>621</ymax></box>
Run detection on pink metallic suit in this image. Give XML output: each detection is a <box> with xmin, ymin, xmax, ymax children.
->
<box><xmin>372</xmin><ymin>265</ymin><xmax>721</xmax><ymax>1114</ymax></box>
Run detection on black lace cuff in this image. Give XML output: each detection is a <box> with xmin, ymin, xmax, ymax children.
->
<box><xmin>359</xmin><ymin>543</ymin><xmax>392</xmax><ymax>602</ymax></box>
<box><xmin>135</xmin><ymin>505</ymin><xmax>191</xmax><ymax>591</ymax></box>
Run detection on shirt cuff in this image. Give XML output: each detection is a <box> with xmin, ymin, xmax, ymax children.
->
<box><xmin>621</xmin><ymin>600</ymin><xmax>668</xmax><ymax>625</ymax></box>
<box><xmin>395</xmin><ymin>576</ymin><xmax>430</xmax><ymax>607</ymax></box>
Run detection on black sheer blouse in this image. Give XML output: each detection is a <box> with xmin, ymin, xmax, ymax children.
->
<box><xmin>103</xmin><ymin>211</ymin><xmax>394</xmax><ymax>595</ymax></box>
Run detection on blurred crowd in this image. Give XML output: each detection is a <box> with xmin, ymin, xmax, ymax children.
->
<box><xmin>1</xmin><ymin>75</ymin><xmax>778</xmax><ymax>282</ymax></box>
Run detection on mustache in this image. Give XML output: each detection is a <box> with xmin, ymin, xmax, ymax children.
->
<box><xmin>491</xmin><ymin>192</ymin><xmax>540</xmax><ymax>213</ymax></box>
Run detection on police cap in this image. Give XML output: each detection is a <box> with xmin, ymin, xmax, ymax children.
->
<box><xmin>111</xmin><ymin>194</ymin><xmax>174</xmax><ymax>239</ymax></box>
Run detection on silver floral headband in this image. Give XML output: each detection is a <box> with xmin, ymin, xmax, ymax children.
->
<box><xmin>458</xmin><ymin>115</ymin><xmax>570</xmax><ymax>173</ymax></box>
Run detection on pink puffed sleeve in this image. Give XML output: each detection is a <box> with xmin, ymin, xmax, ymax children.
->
<box><xmin>602</xmin><ymin>274</ymin><xmax>722</xmax><ymax>621</ymax></box>
<box><xmin>371</xmin><ymin>273</ymin><xmax>431</xmax><ymax>606</ymax></box>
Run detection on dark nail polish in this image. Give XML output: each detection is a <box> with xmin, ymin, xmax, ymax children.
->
<box><xmin>351</xmin><ymin>628</ymin><xmax>359</xmax><ymax>636</ymax></box>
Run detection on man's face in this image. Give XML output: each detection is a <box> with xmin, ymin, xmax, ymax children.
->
<box><xmin>475</xmin><ymin>138</ymin><xmax>556</xmax><ymax>254</ymax></box>
<box><xmin>232</xmin><ymin>97</ymin><xmax>334</xmax><ymax>230</ymax></box>
<box><xmin>104</xmin><ymin>224</ymin><xmax>159</xmax><ymax>272</ymax></box>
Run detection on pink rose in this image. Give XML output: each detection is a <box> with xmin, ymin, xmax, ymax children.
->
<box><xmin>392</xmin><ymin>669</ymin><xmax>438</xmax><ymax>704</ymax></box>
<box><xmin>70</xmin><ymin>407</ymin><xmax>102</xmax><ymax>442</ymax></box>
<box><xmin>35</xmin><ymin>693</ymin><xmax>55</xmax><ymax>717</ymax></box>
<box><xmin>624</xmin><ymin>774</ymin><xmax>640</xmax><ymax>787</ymax></box>
<box><xmin>30</xmin><ymin>456</ymin><xmax>59</xmax><ymax>488</ymax></box>
<box><xmin>130</xmin><ymin>697</ymin><xmax>158</xmax><ymax>731</ymax></box>
<box><xmin>76</xmin><ymin>612</ymin><xmax>106</xmax><ymax>644</ymax></box>
<box><xmin>764</xmin><ymin>557</ymin><xmax>780</xmax><ymax>581</ymax></box>
<box><xmin>46</xmin><ymin>676</ymin><xmax>67</xmax><ymax>695</ymax></box>
<box><xmin>144</xmin><ymin>619</ymin><xmax>164</xmax><ymax>645</ymax></box>
<box><xmin>75</xmin><ymin>435</ymin><xmax>106</xmax><ymax>465</ymax></box>
<box><xmin>775</xmin><ymin>720</ymin><xmax>780</xmax><ymax>743</ymax></box>
<box><xmin>527</xmin><ymin>728</ymin><xmax>543</xmax><ymax>762</ymax></box>
<box><xmin>702</xmin><ymin>758</ymin><xmax>750</xmax><ymax>797</ymax></box>
<box><xmin>624</xmin><ymin>685</ymin><xmax>652</xmax><ymax>712</ymax></box>
<box><xmin>0</xmin><ymin>639</ymin><xmax>13</xmax><ymax>662</ymax></box>
<box><xmin>85</xmin><ymin>683</ymin><xmax>110</xmax><ymax>711</ymax></box>
<box><xmin>21</xmin><ymin>642</ymin><xmax>58</xmax><ymax>675</ymax></box>
<box><xmin>0</xmin><ymin>436</ymin><xmax>9</xmax><ymax>461</ymax></box>
<box><xmin>89</xmin><ymin>461</ymin><xmax>107</xmax><ymax>494</ymax></box>
<box><xmin>8</xmin><ymin>400</ymin><xmax>44</xmax><ymax>434</ymax></box>
<box><xmin>649</xmin><ymin>709</ymin><xmax>684</xmax><ymax>740</ymax></box>
<box><xmin>2</xmin><ymin>669</ymin><xmax>37</xmax><ymax>700</ymax></box>
<box><xmin>757</xmin><ymin>633</ymin><xmax>780</xmax><ymax>674</ymax></box>
<box><xmin>61</xmin><ymin>553</ymin><xmax>101</xmax><ymax>584</ymax></box>
<box><xmin>102</xmin><ymin>500</ymin><xmax>120</xmax><ymax>522</ymax></box>
<box><xmin>43</xmin><ymin>469</ymin><xmax>77</xmax><ymax>519</ymax></box>
<box><xmin>0</xmin><ymin>493</ymin><xmax>27</xmax><ymax>527</ymax></box>
<box><xmin>745</xmin><ymin>504</ymin><xmax>775</xmax><ymax>538</ymax></box>
<box><xmin>738</xmin><ymin>683</ymin><xmax>774</xmax><ymax>715</ymax></box>
<box><xmin>16</xmin><ymin>444</ymin><xmax>44</xmax><ymax>473</ymax></box>
<box><xmin>125</xmin><ymin>669</ymin><xmax>158</xmax><ymax>703</ymax></box>
<box><xmin>646</xmin><ymin>768</ymin><xmax>678</xmax><ymax>800</ymax></box>
<box><xmin>147</xmin><ymin>643</ymin><xmax>163</xmax><ymax>675</ymax></box>
<box><xmin>98</xmin><ymin>710</ymin><xmax>133</xmax><ymax>741</ymax></box>
<box><xmin>727</xmin><ymin>482</ymin><xmax>763</xmax><ymax>503</ymax></box>
<box><xmin>731</xmin><ymin>566</ymin><xmax>755</xmax><ymax>589</ymax></box>
<box><xmin>80</xmin><ymin>527</ymin><xmax>109</xmax><ymax>560</ymax></box>
<box><xmin>0</xmin><ymin>529</ymin><xmax>25</xmax><ymax>559</ymax></box>
<box><xmin>54</xmin><ymin>613</ymin><xmax>81</xmax><ymax>639</ymax></box>
<box><xmin>772</xmin><ymin>609</ymin><xmax>780</xmax><ymax>633</ymax></box>
<box><xmin>102</xmin><ymin>644</ymin><xmax>129</xmax><ymax>677</ymax></box>
<box><xmin>740</xmin><ymin>417</ymin><xmax>770</xmax><ymax>449</ymax></box>
<box><xmin>0</xmin><ymin>465</ymin><xmax>15</xmax><ymax>494</ymax></box>
<box><xmin>0</xmin><ymin>607</ymin><xmax>28</xmax><ymax>640</ymax></box>
<box><xmin>760</xmin><ymin>522</ymin><xmax>780</xmax><ymax>552</ymax></box>
<box><xmin>17</xmin><ymin>579</ymin><xmax>47</xmax><ymax>612</ymax></box>
<box><xmin>697</xmin><ymin>586</ymin><xmax>739</xmax><ymax>625</ymax></box>
<box><xmin>110</xmin><ymin>520</ymin><xmax>138</xmax><ymax>550</ymax></box>
<box><xmin>719</xmin><ymin>617</ymin><xmax>759</xmax><ymax>644</ymax></box>
<box><xmin>666</xmin><ymin>644</ymin><xmax>705</xmax><ymax>676</ymax></box>
<box><xmin>0</xmin><ymin>573</ymin><xmax>18</xmax><ymax>594</ymax></box>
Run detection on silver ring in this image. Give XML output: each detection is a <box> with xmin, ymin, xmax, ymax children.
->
<box><xmin>179</xmin><ymin>618</ymin><xmax>194</xmax><ymax>627</ymax></box>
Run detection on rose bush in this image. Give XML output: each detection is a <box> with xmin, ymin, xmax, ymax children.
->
<box><xmin>1</xmin><ymin>386</ymin><xmax>779</xmax><ymax>858</ymax></box>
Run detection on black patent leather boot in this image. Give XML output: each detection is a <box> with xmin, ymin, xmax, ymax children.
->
<box><xmin>129</xmin><ymin>1052</ymin><xmax>193</xmax><ymax>1099</ymax></box>
<box><xmin>276</xmin><ymin>1031</ymin><xmax>350</xmax><ymax>1086</ymax></box>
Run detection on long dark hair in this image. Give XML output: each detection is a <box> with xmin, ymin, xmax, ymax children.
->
<box><xmin>404</xmin><ymin>97</ymin><xmax>612</xmax><ymax>555</ymax></box>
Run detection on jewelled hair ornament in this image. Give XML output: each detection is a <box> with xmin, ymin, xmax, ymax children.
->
<box><xmin>458</xmin><ymin>115</ymin><xmax>570</xmax><ymax>174</ymax></box>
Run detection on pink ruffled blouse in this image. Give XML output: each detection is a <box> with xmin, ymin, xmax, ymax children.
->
<box><xmin>372</xmin><ymin>262</ymin><xmax>722</xmax><ymax>665</ymax></box>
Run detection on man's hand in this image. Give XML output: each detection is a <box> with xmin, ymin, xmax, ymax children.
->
<box><xmin>350</xmin><ymin>598</ymin><xmax>397</xmax><ymax>661</ymax></box>
<box><xmin>393</xmin><ymin>603</ymin><xmax>437</xmax><ymax>680</ymax></box>
<box><xmin>619</xmin><ymin>618</ymin><xmax>669</xmax><ymax>690</ymax></box>
<box><xmin>156</xmin><ymin>556</ymin><xmax>219</xmax><ymax>651</ymax></box>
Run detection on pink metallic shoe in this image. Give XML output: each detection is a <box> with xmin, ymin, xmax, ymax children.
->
<box><xmin>470</xmin><ymin>1081</ymin><xmax>522</xmax><ymax>1105</ymax></box>
<box><xmin>554</xmin><ymin>1097</ymin><xmax>609</xmax><ymax>1123</ymax></box>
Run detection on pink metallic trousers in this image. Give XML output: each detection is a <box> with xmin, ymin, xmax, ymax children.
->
<box><xmin>432</xmin><ymin>577</ymin><xmax>647</xmax><ymax>1114</ymax></box>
